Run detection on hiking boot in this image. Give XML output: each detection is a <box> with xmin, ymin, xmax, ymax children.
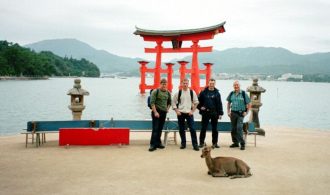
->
<box><xmin>193</xmin><ymin>146</ymin><xmax>200</xmax><ymax>151</ymax></box>
<box><xmin>230</xmin><ymin>143</ymin><xmax>239</xmax><ymax>148</ymax></box>
<box><xmin>180</xmin><ymin>145</ymin><xmax>186</xmax><ymax>149</ymax></box>
<box><xmin>157</xmin><ymin>144</ymin><xmax>165</xmax><ymax>149</ymax></box>
<box><xmin>148</xmin><ymin>146</ymin><xmax>157</xmax><ymax>152</ymax></box>
<box><xmin>212</xmin><ymin>144</ymin><xmax>220</xmax><ymax>149</ymax></box>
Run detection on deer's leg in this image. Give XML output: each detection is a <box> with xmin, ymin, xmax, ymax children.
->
<box><xmin>212</xmin><ymin>168</ymin><xmax>228</xmax><ymax>177</ymax></box>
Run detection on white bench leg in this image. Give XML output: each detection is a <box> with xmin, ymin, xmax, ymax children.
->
<box><xmin>25</xmin><ymin>134</ymin><xmax>28</xmax><ymax>148</ymax></box>
<box><xmin>164</xmin><ymin>131</ymin><xmax>169</xmax><ymax>146</ymax></box>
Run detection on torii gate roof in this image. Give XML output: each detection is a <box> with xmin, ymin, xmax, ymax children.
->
<box><xmin>134</xmin><ymin>22</ymin><xmax>226</xmax><ymax>37</ymax></box>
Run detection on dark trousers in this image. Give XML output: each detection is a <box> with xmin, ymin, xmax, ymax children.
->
<box><xmin>230</xmin><ymin>112</ymin><xmax>245</xmax><ymax>146</ymax></box>
<box><xmin>177</xmin><ymin>113</ymin><xmax>198</xmax><ymax>147</ymax></box>
<box><xmin>150</xmin><ymin>110</ymin><xmax>167</xmax><ymax>147</ymax></box>
<box><xmin>199</xmin><ymin>113</ymin><xmax>219</xmax><ymax>145</ymax></box>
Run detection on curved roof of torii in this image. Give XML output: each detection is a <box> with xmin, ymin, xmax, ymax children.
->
<box><xmin>134</xmin><ymin>22</ymin><xmax>226</xmax><ymax>36</ymax></box>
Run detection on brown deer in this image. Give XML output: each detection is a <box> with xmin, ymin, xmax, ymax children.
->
<box><xmin>200</xmin><ymin>146</ymin><xmax>252</xmax><ymax>179</ymax></box>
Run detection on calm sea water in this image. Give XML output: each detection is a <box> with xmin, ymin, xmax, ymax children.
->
<box><xmin>0</xmin><ymin>77</ymin><xmax>329</xmax><ymax>136</ymax></box>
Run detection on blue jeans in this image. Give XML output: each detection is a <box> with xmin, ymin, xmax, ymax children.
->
<box><xmin>230</xmin><ymin>112</ymin><xmax>245</xmax><ymax>146</ymax></box>
<box><xmin>177</xmin><ymin>113</ymin><xmax>198</xmax><ymax>147</ymax></box>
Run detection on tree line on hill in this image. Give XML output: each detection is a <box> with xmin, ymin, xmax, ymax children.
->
<box><xmin>0</xmin><ymin>40</ymin><xmax>100</xmax><ymax>77</ymax></box>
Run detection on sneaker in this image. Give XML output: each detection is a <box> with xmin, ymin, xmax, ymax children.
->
<box><xmin>180</xmin><ymin>145</ymin><xmax>186</xmax><ymax>149</ymax></box>
<box><xmin>212</xmin><ymin>144</ymin><xmax>220</xmax><ymax>149</ymax></box>
<box><xmin>157</xmin><ymin>144</ymin><xmax>165</xmax><ymax>149</ymax></box>
<box><xmin>148</xmin><ymin>146</ymin><xmax>157</xmax><ymax>152</ymax></box>
<box><xmin>240</xmin><ymin>146</ymin><xmax>245</xmax><ymax>150</ymax></box>
<box><xmin>193</xmin><ymin>146</ymin><xmax>200</xmax><ymax>151</ymax></box>
<box><xmin>230</xmin><ymin>143</ymin><xmax>239</xmax><ymax>148</ymax></box>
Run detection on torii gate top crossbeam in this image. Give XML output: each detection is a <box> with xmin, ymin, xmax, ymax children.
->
<box><xmin>134</xmin><ymin>22</ymin><xmax>226</xmax><ymax>50</ymax></box>
<box><xmin>134</xmin><ymin>22</ymin><xmax>226</xmax><ymax>40</ymax></box>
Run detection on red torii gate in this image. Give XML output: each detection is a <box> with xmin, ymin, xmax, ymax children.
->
<box><xmin>134</xmin><ymin>22</ymin><xmax>226</xmax><ymax>94</ymax></box>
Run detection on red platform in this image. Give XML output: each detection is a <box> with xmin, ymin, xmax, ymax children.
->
<box><xmin>59</xmin><ymin>128</ymin><xmax>130</xmax><ymax>146</ymax></box>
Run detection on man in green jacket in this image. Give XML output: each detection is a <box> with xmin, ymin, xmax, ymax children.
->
<box><xmin>149</xmin><ymin>78</ymin><xmax>172</xmax><ymax>152</ymax></box>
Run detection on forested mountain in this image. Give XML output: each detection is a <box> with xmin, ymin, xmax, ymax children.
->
<box><xmin>25</xmin><ymin>39</ymin><xmax>330</xmax><ymax>75</ymax></box>
<box><xmin>0</xmin><ymin>41</ymin><xmax>100</xmax><ymax>77</ymax></box>
<box><xmin>25</xmin><ymin>39</ymin><xmax>141</xmax><ymax>73</ymax></box>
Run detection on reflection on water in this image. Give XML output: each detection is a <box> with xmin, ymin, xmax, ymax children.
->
<box><xmin>0</xmin><ymin>77</ymin><xmax>329</xmax><ymax>135</ymax></box>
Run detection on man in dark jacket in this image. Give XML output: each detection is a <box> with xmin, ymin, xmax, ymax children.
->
<box><xmin>197</xmin><ymin>78</ymin><xmax>224</xmax><ymax>148</ymax></box>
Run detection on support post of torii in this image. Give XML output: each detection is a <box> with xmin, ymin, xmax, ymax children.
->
<box><xmin>191</xmin><ymin>40</ymin><xmax>200</xmax><ymax>93</ymax></box>
<box><xmin>154</xmin><ymin>41</ymin><xmax>163</xmax><ymax>89</ymax></box>
<box><xmin>203</xmin><ymin>62</ymin><xmax>213</xmax><ymax>87</ymax></box>
<box><xmin>165</xmin><ymin>63</ymin><xmax>174</xmax><ymax>92</ymax></box>
<box><xmin>138</xmin><ymin>60</ymin><xmax>149</xmax><ymax>94</ymax></box>
<box><xmin>178</xmin><ymin>61</ymin><xmax>189</xmax><ymax>89</ymax></box>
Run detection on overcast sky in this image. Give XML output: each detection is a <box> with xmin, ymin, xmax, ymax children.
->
<box><xmin>1</xmin><ymin>0</ymin><xmax>330</xmax><ymax>61</ymax></box>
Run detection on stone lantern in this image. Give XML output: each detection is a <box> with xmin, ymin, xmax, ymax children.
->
<box><xmin>67</xmin><ymin>79</ymin><xmax>89</xmax><ymax>120</ymax></box>
<box><xmin>247</xmin><ymin>78</ymin><xmax>266</xmax><ymax>135</ymax></box>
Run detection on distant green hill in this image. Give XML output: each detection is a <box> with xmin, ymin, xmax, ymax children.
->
<box><xmin>25</xmin><ymin>39</ymin><xmax>142</xmax><ymax>74</ymax></box>
<box><xmin>0</xmin><ymin>40</ymin><xmax>100</xmax><ymax>77</ymax></box>
<box><xmin>25</xmin><ymin>39</ymin><xmax>330</xmax><ymax>75</ymax></box>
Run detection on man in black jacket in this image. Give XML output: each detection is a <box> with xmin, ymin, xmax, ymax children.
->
<box><xmin>197</xmin><ymin>78</ymin><xmax>224</xmax><ymax>148</ymax></box>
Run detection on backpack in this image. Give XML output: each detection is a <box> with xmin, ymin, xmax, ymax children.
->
<box><xmin>147</xmin><ymin>89</ymin><xmax>156</xmax><ymax>109</ymax></box>
<box><xmin>176</xmin><ymin>89</ymin><xmax>193</xmax><ymax>108</ymax></box>
<box><xmin>147</xmin><ymin>89</ymin><xmax>171</xmax><ymax>109</ymax></box>
<box><xmin>229</xmin><ymin>90</ymin><xmax>247</xmax><ymax>111</ymax></box>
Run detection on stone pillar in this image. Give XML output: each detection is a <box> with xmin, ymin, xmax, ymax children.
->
<box><xmin>247</xmin><ymin>78</ymin><xmax>266</xmax><ymax>135</ymax></box>
<box><xmin>67</xmin><ymin>79</ymin><xmax>89</xmax><ymax>120</ymax></box>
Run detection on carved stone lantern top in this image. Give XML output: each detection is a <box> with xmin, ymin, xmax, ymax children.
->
<box><xmin>67</xmin><ymin>79</ymin><xmax>89</xmax><ymax>96</ymax></box>
<box><xmin>247</xmin><ymin>78</ymin><xmax>266</xmax><ymax>93</ymax></box>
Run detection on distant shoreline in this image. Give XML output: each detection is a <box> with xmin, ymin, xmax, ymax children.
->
<box><xmin>0</xmin><ymin>76</ymin><xmax>49</xmax><ymax>80</ymax></box>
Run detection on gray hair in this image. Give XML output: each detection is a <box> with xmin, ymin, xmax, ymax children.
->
<box><xmin>233</xmin><ymin>80</ymin><xmax>240</xmax><ymax>86</ymax></box>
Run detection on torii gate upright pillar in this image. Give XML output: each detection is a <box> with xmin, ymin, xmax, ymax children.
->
<box><xmin>138</xmin><ymin>60</ymin><xmax>149</xmax><ymax>94</ymax></box>
<box><xmin>191</xmin><ymin>40</ymin><xmax>201</xmax><ymax>93</ymax></box>
<box><xmin>203</xmin><ymin>63</ymin><xmax>213</xmax><ymax>86</ymax></box>
<box><xmin>154</xmin><ymin>41</ymin><xmax>163</xmax><ymax>89</ymax></box>
<box><xmin>165</xmin><ymin>63</ymin><xmax>174</xmax><ymax>92</ymax></box>
<box><xmin>178</xmin><ymin>61</ymin><xmax>189</xmax><ymax>89</ymax></box>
